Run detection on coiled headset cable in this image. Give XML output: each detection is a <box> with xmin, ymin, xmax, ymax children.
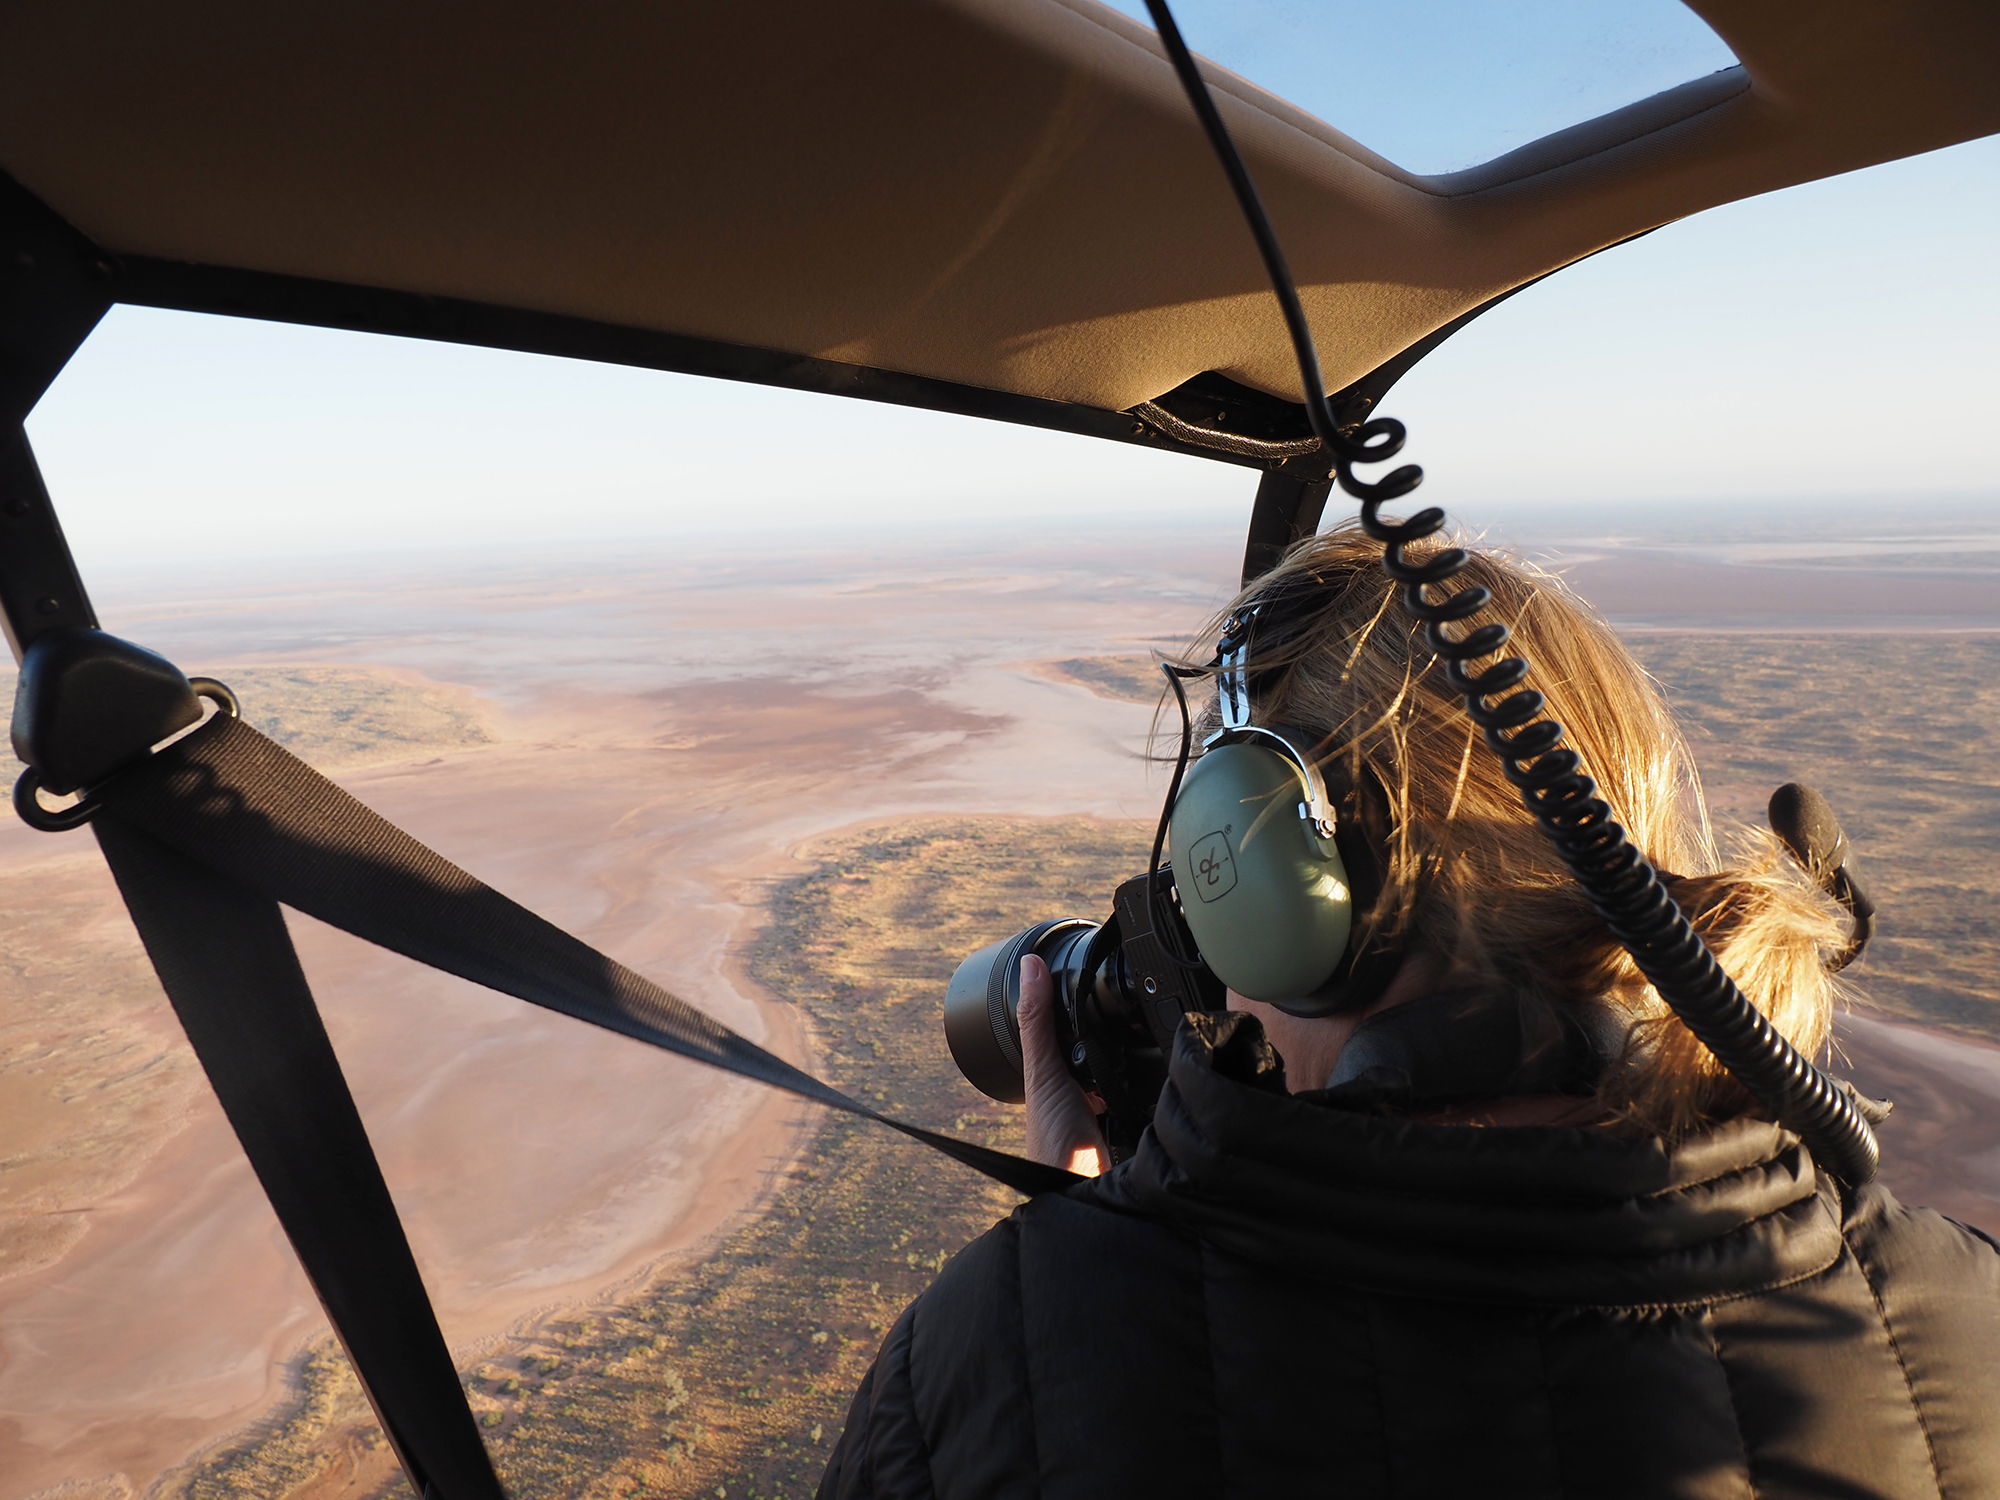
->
<box><xmin>1141</xmin><ymin>0</ymin><xmax>1879</xmax><ymax>1184</ymax></box>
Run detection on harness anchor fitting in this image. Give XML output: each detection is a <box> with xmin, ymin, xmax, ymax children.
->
<box><xmin>8</xmin><ymin>626</ymin><xmax>236</xmax><ymax>832</ymax></box>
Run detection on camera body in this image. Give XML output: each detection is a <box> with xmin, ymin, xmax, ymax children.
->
<box><xmin>942</xmin><ymin>871</ymin><xmax>1225</xmax><ymax>1160</ymax></box>
<box><xmin>944</xmin><ymin>609</ymin><xmax>1371</xmax><ymax>1160</ymax></box>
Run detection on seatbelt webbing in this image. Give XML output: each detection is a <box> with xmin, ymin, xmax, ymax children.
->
<box><xmin>82</xmin><ymin>710</ymin><xmax>1076</xmax><ymax>1499</ymax></box>
<box><xmin>94</xmin><ymin>713</ymin><xmax>1080</xmax><ymax>1197</ymax></box>
<box><xmin>93</xmin><ymin>814</ymin><xmax>507</xmax><ymax>1500</ymax></box>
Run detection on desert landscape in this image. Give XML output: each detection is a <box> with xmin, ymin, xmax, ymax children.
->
<box><xmin>2</xmin><ymin>510</ymin><xmax>1996</xmax><ymax>1498</ymax></box>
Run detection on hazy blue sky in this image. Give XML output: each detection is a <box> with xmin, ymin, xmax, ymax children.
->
<box><xmin>22</xmin><ymin>0</ymin><xmax>1997</xmax><ymax>566</ymax></box>
<box><xmin>1100</xmin><ymin>0</ymin><xmax>1741</xmax><ymax>173</ymax></box>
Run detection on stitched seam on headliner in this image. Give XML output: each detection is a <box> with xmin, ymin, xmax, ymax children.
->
<box><xmin>1706</xmin><ymin>1312</ymin><xmax>1762</xmax><ymax>1500</ymax></box>
<box><xmin>1423</xmin><ymin>72</ymin><xmax>1751</xmax><ymax>200</ymax></box>
<box><xmin>1044</xmin><ymin>0</ymin><xmax>1413</xmax><ymax>189</ymax></box>
<box><xmin>1948</xmin><ymin>1215</ymin><xmax>2000</xmax><ymax>1254</ymax></box>
<box><xmin>1039</xmin><ymin>0</ymin><xmax>1749</xmax><ymax>203</ymax></box>
<box><xmin>1848</xmin><ymin>1228</ymin><xmax>1945</xmax><ymax>1497</ymax></box>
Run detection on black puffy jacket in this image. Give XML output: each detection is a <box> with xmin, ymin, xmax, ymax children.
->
<box><xmin>821</xmin><ymin>1018</ymin><xmax>2000</xmax><ymax>1499</ymax></box>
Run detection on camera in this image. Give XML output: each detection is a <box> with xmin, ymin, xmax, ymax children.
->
<box><xmin>942</xmin><ymin>871</ymin><xmax>1225</xmax><ymax>1160</ymax></box>
<box><xmin>943</xmin><ymin>618</ymin><xmax>1374</xmax><ymax>1161</ymax></box>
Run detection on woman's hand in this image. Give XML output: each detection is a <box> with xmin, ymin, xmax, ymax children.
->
<box><xmin>1017</xmin><ymin>954</ymin><xmax>1109</xmax><ymax>1177</ymax></box>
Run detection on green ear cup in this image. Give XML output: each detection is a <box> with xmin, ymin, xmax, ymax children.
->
<box><xmin>1167</xmin><ymin>741</ymin><xmax>1353</xmax><ymax>1002</ymax></box>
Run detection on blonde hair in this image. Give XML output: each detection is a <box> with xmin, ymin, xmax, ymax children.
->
<box><xmin>1174</xmin><ymin>521</ymin><xmax>1847</xmax><ymax>1138</ymax></box>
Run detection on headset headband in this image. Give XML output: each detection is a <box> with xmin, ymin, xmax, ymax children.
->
<box><xmin>1203</xmin><ymin>605</ymin><xmax>1338</xmax><ymax>843</ymax></box>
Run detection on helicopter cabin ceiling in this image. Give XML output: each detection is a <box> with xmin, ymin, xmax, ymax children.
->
<box><xmin>0</xmin><ymin>0</ymin><xmax>1995</xmax><ymax>419</ymax></box>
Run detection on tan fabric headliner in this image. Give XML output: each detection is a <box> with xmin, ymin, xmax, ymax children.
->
<box><xmin>0</xmin><ymin>0</ymin><xmax>1994</xmax><ymax>410</ymax></box>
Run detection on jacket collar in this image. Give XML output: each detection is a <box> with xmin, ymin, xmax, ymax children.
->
<box><xmin>1084</xmin><ymin>1014</ymin><xmax>1844</xmax><ymax>1308</ymax></box>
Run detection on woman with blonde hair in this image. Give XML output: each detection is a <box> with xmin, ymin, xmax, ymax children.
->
<box><xmin>1135</xmin><ymin>521</ymin><xmax>1845</xmax><ymax>1144</ymax></box>
<box><xmin>821</xmin><ymin>522</ymin><xmax>2000</xmax><ymax>1500</ymax></box>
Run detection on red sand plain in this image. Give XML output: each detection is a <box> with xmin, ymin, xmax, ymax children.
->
<box><xmin>1</xmin><ymin>520</ymin><xmax>1996</xmax><ymax>1498</ymax></box>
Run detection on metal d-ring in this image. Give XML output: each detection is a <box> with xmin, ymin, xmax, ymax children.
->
<box><xmin>188</xmin><ymin>677</ymin><xmax>240</xmax><ymax>719</ymax></box>
<box><xmin>12</xmin><ymin>766</ymin><xmax>97</xmax><ymax>832</ymax></box>
<box><xmin>10</xmin><ymin>676</ymin><xmax>240</xmax><ymax>833</ymax></box>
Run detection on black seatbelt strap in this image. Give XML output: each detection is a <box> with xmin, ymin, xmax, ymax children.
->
<box><xmin>92</xmin><ymin>712</ymin><xmax>1081</xmax><ymax>1198</ymax></box>
<box><xmin>24</xmin><ymin>664</ymin><xmax>1079</xmax><ymax>1500</ymax></box>
<box><xmin>92</xmin><ymin>814</ymin><xmax>507</xmax><ymax>1500</ymax></box>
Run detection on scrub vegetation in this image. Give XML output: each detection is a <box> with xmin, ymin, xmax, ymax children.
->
<box><xmin>215</xmin><ymin>665</ymin><xmax>495</xmax><ymax>770</ymax></box>
<box><xmin>1041</xmin><ymin>653</ymin><xmax>1161</xmax><ymax>703</ymax></box>
<box><xmin>153</xmin><ymin>818</ymin><xmax>1152</xmax><ymax>1500</ymax></box>
<box><xmin>0</xmin><ymin>663</ymin><xmax>492</xmax><ymax>787</ymax></box>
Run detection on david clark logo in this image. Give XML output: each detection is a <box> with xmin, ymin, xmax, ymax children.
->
<box><xmin>1188</xmin><ymin>830</ymin><xmax>1238</xmax><ymax>902</ymax></box>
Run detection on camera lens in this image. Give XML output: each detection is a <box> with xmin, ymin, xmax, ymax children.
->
<box><xmin>943</xmin><ymin>919</ymin><xmax>1097</xmax><ymax>1102</ymax></box>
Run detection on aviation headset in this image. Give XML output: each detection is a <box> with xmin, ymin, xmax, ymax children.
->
<box><xmin>1163</xmin><ymin>596</ymin><xmax>1404</xmax><ymax>1019</ymax></box>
